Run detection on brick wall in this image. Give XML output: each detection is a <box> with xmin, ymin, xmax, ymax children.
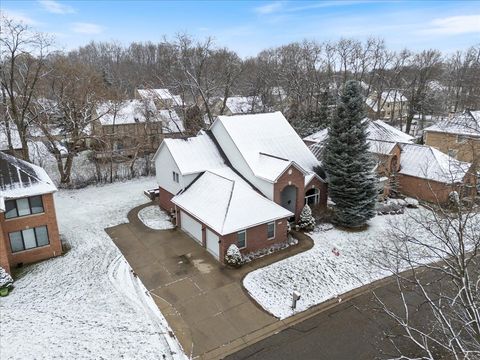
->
<box><xmin>398</xmin><ymin>174</ymin><xmax>458</xmax><ymax>204</ymax></box>
<box><xmin>218</xmin><ymin>219</ymin><xmax>289</xmax><ymax>262</ymax></box>
<box><xmin>273</xmin><ymin>165</ymin><xmax>305</xmax><ymax>221</ymax></box>
<box><xmin>0</xmin><ymin>193</ymin><xmax>62</xmax><ymax>272</ymax></box>
<box><xmin>0</xmin><ymin>223</ymin><xmax>10</xmax><ymax>274</ymax></box>
<box><xmin>424</xmin><ymin>131</ymin><xmax>480</xmax><ymax>164</ymax></box>
<box><xmin>305</xmin><ymin>176</ymin><xmax>328</xmax><ymax>209</ymax></box>
<box><xmin>159</xmin><ymin>187</ymin><xmax>175</xmax><ymax>212</ymax></box>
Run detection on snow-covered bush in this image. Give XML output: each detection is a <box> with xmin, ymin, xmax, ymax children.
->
<box><xmin>0</xmin><ymin>267</ymin><xmax>13</xmax><ymax>290</ymax></box>
<box><xmin>405</xmin><ymin>197</ymin><xmax>419</xmax><ymax>208</ymax></box>
<box><xmin>224</xmin><ymin>244</ymin><xmax>243</xmax><ymax>268</ymax></box>
<box><xmin>298</xmin><ymin>205</ymin><xmax>316</xmax><ymax>231</ymax></box>
<box><xmin>449</xmin><ymin>191</ymin><xmax>460</xmax><ymax>206</ymax></box>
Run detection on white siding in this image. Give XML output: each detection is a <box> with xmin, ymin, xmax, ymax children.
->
<box><xmin>154</xmin><ymin>146</ymin><xmax>183</xmax><ymax>195</ymax></box>
<box><xmin>211</xmin><ymin>121</ymin><xmax>274</xmax><ymax>199</ymax></box>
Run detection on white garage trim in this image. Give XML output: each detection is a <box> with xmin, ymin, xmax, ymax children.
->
<box><xmin>206</xmin><ymin>229</ymin><xmax>220</xmax><ymax>260</ymax></box>
<box><xmin>180</xmin><ymin>211</ymin><xmax>202</xmax><ymax>244</ymax></box>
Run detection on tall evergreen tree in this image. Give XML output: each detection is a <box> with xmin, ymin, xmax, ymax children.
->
<box><xmin>323</xmin><ymin>80</ymin><xmax>377</xmax><ymax>228</ymax></box>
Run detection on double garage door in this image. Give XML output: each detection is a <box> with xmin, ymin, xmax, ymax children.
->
<box><xmin>180</xmin><ymin>211</ymin><xmax>219</xmax><ymax>260</ymax></box>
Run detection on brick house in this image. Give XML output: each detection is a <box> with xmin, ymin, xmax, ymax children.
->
<box><xmin>305</xmin><ymin>118</ymin><xmax>477</xmax><ymax>204</ymax></box>
<box><xmin>203</xmin><ymin>96</ymin><xmax>264</xmax><ymax>126</ymax></box>
<box><xmin>0</xmin><ymin>152</ymin><xmax>62</xmax><ymax>274</ymax></box>
<box><xmin>365</xmin><ymin>89</ymin><xmax>408</xmax><ymax>122</ymax></box>
<box><xmin>92</xmin><ymin>99</ymin><xmax>185</xmax><ymax>159</ymax></box>
<box><xmin>153</xmin><ymin>112</ymin><xmax>327</xmax><ymax>263</ymax></box>
<box><xmin>424</xmin><ymin>110</ymin><xmax>480</xmax><ymax>163</ymax></box>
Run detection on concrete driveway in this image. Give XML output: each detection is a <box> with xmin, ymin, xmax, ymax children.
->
<box><xmin>106</xmin><ymin>202</ymin><xmax>312</xmax><ymax>359</ymax></box>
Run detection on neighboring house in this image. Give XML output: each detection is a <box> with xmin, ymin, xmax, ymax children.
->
<box><xmin>136</xmin><ymin>88</ymin><xmax>183</xmax><ymax>109</ymax></box>
<box><xmin>397</xmin><ymin>143</ymin><xmax>477</xmax><ymax>203</ymax></box>
<box><xmin>423</xmin><ymin>110</ymin><xmax>480</xmax><ymax>163</ymax></box>
<box><xmin>93</xmin><ymin>99</ymin><xmax>185</xmax><ymax>158</ymax></box>
<box><xmin>204</xmin><ymin>96</ymin><xmax>264</xmax><ymax>125</ymax></box>
<box><xmin>305</xmin><ymin>118</ymin><xmax>477</xmax><ymax>203</ymax></box>
<box><xmin>366</xmin><ymin>89</ymin><xmax>408</xmax><ymax>121</ymax></box>
<box><xmin>153</xmin><ymin>112</ymin><xmax>326</xmax><ymax>262</ymax></box>
<box><xmin>0</xmin><ymin>152</ymin><xmax>62</xmax><ymax>274</ymax></box>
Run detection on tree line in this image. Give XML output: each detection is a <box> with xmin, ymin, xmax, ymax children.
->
<box><xmin>1</xmin><ymin>15</ymin><xmax>479</xmax><ymax>183</ymax></box>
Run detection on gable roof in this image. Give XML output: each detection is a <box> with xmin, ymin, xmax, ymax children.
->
<box><xmin>172</xmin><ymin>169</ymin><xmax>292</xmax><ymax>235</ymax></box>
<box><xmin>399</xmin><ymin>143</ymin><xmax>471</xmax><ymax>183</ymax></box>
<box><xmin>0</xmin><ymin>151</ymin><xmax>57</xmax><ymax>200</ymax></box>
<box><xmin>137</xmin><ymin>88</ymin><xmax>182</xmax><ymax>105</ymax></box>
<box><xmin>225</xmin><ymin>96</ymin><xmax>263</xmax><ymax>114</ymax></box>
<box><xmin>97</xmin><ymin>100</ymin><xmax>157</xmax><ymax>125</ymax></box>
<box><xmin>213</xmin><ymin>112</ymin><xmax>320</xmax><ymax>182</ymax></box>
<box><xmin>155</xmin><ymin>131</ymin><xmax>226</xmax><ymax>175</ymax></box>
<box><xmin>303</xmin><ymin>118</ymin><xmax>413</xmax><ymax>144</ymax></box>
<box><xmin>158</xmin><ymin>109</ymin><xmax>185</xmax><ymax>133</ymax></box>
<box><xmin>424</xmin><ymin>111</ymin><xmax>480</xmax><ymax>137</ymax></box>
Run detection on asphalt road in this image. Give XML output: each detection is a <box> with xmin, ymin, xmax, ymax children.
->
<box><xmin>226</xmin><ymin>275</ymin><xmax>430</xmax><ymax>360</ymax></box>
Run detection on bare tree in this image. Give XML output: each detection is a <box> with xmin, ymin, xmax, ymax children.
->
<box><xmin>0</xmin><ymin>15</ymin><xmax>52</xmax><ymax>161</ymax></box>
<box><xmin>375</xmin><ymin>154</ymin><xmax>479</xmax><ymax>359</ymax></box>
<box><xmin>34</xmin><ymin>56</ymin><xmax>109</xmax><ymax>185</ymax></box>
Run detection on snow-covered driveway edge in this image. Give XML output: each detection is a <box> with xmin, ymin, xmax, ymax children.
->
<box><xmin>108</xmin><ymin>255</ymin><xmax>185</xmax><ymax>359</ymax></box>
<box><xmin>0</xmin><ymin>177</ymin><xmax>187</xmax><ymax>360</ymax></box>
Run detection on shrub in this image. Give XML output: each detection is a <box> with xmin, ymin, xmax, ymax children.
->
<box><xmin>224</xmin><ymin>244</ymin><xmax>243</xmax><ymax>268</ymax></box>
<box><xmin>298</xmin><ymin>204</ymin><xmax>316</xmax><ymax>231</ymax></box>
<box><xmin>0</xmin><ymin>267</ymin><xmax>13</xmax><ymax>296</ymax></box>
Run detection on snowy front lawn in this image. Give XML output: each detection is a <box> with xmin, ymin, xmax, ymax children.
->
<box><xmin>243</xmin><ymin>210</ymin><xmax>428</xmax><ymax>319</ymax></box>
<box><xmin>0</xmin><ymin>177</ymin><xmax>186</xmax><ymax>360</ymax></box>
<box><xmin>138</xmin><ymin>205</ymin><xmax>175</xmax><ymax>230</ymax></box>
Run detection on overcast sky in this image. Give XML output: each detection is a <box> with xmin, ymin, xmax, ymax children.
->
<box><xmin>2</xmin><ymin>0</ymin><xmax>480</xmax><ymax>57</ymax></box>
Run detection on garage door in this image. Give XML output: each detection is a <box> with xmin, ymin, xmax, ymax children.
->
<box><xmin>180</xmin><ymin>211</ymin><xmax>202</xmax><ymax>244</ymax></box>
<box><xmin>206</xmin><ymin>229</ymin><xmax>219</xmax><ymax>260</ymax></box>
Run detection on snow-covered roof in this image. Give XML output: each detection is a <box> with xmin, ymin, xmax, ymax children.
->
<box><xmin>380</xmin><ymin>90</ymin><xmax>407</xmax><ymax>103</ymax></box>
<box><xmin>213</xmin><ymin>112</ymin><xmax>320</xmax><ymax>182</ymax></box>
<box><xmin>424</xmin><ymin>111</ymin><xmax>480</xmax><ymax>137</ymax></box>
<box><xmin>399</xmin><ymin>144</ymin><xmax>472</xmax><ymax>183</ymax></box>
<box><xmin>97</xmin><ymin>100</ymin><xmax>157</xmax><ymax>125</ymax></box>
<box><xmin>225</xmin><ymin>96</ymin><xmax>263</xmax><ymax>114</ymax></box>
<box><xmin>366</xmin><ymin>90</ymin><xmax>408</xmax><ymax>112</ymax></box>
<box><xmin>172</xmin><ymin>170</ymin><xmax>292</xmax><ymax>235</ymax></box>
<box><xmin>368</xmin><ymin>140</ymin><xmax>399</xmax><ymax>155</ymax></box>
<box><xmin>156</xmin><ymin>131</ymin><xmax>226</xmax><ymax>175</ymax></box>
<box><xmin>0</xmin><ymin>151</ymin><xmax>57</xmax><ymax>199</ymax></box>
<box><xmin>137</xmin><ymin>89</ymin><xmax>182</xmax><ymax>106</ymax></box>
<box><xmin>303</xmin><ymin>128</ymin><xmax>328</xmax><ymax>144</ymax></box>
<box><xmin>303</xmin><ymin>119</ymin><xmax>413</xmax><ymax>145</ymax></box>
<box><xmin>158</xmin><ymin>109</ymin><xmax>185</xmax><ymax>133</ymax></box>
<box><xmin>96</xmin><ymin>100</ymin><xmax>184</xmax><ymax>132</ymax></box>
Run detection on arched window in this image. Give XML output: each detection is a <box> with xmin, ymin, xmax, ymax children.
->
<box><xmin>304</xmin><ymin>188</ymin><xmax>320</xmax><ymax>206</ymax></box>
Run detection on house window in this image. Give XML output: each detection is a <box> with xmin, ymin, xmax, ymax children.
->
<box><xmin>9</xmin><ymin>226</ymin><xmax>50</xmax><ymax>253</ymax></box>
<box><xmin>4</xmin><ymin>196</ymin><xmax>44</xmax><ymax>220</ymax></box>
<box><xmin>237</xmin><ymin>230</ymin><xmax>246</xmax><ymax>249</ymax></box>
<box><xmin>304</xmin><ymin>188</ymin><xmax>320</xmax><ymax>206</ymax></box>
<box><xmin>267</xmin><ymin>222</ymin><xmax>275</xmax><ymax>240</ymax></box>
<box><xmin>448</xmin><ymin>149</ymin><xmax>458</xmax><ymax>158</ymax></box>
<box><xmin>172</xmin><ymin>171</ymin><xmax>179</xmax><ymax>183</ymax></box>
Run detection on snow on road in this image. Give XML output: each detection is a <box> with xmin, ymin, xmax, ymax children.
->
<box><xmin>138</xmin><ymin>205</ymin><xmax>174</xmax><ymax>230</ymax></box>
<box><xmin>0</xmin><ymin>177</ymin><xmax>186</xmax><ymax>360</ymax></box>
<box><xmin>244</xmin><ymin>210</ymin><xmax>425</xmax><ymax>319</ymax></box>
